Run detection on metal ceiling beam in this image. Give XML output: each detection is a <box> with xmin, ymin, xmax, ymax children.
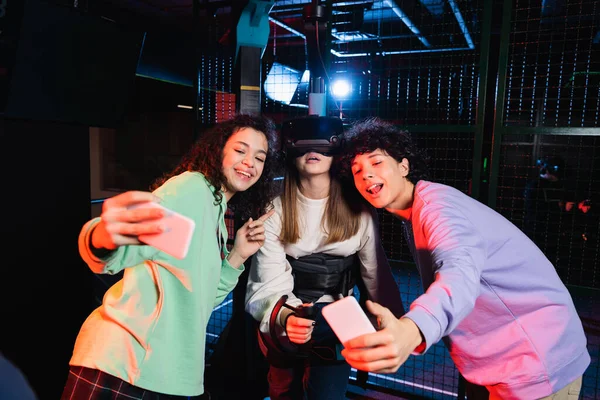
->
<box><xmin>382</xmin><ymin>0</ymin><xmax>430</xmax><ymax>47</ymax></box>
<box><xmin>269</xmin><ymin>16</ymin><xmax>306</xmax><ymax>39</ymax></box>
<box><xmin>447</xmin><ymin>0</ymin><xmax>474</xmax><ymax>49</ymax></box>
<box><xmin>330</xmin><ymin>45</ymin><xmax>471</xmax><ymax>57</ymax></box>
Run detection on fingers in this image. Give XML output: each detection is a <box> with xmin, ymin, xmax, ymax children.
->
<box><xmin>257</xmin><ymin>208</ymin><xmax>276</xmax><ymax>222</ymax></box>
<box><xmin>343</xmin><ymin>339</ymin><xmax>397</xmax><ymax>362</ymax></box>
<box><xmin>246</xmin><ymin>217</ymin><xmax>267</xmax><ymax>242</ymax></box>
<box><xmin>98</xmin><ymin>191</ymin><xmax>166</xmax><ymax>248</ymax></box>
<box><xmin>289</xmin><ymin>316</ymin><xmax>315</xmax><ymax>328</ymax></box>
<box><xmin>103</xmin><ymin>191</ymin><xmax>160</xmax><ymax>211</ymax></box>
<box><xmin>102</xmin><ymin>191</ymin><xmax>165</xmax><ymax>225</ymax></box>
<box><xmin>245</xmin><ymin>208</ymin><xmax>275</xmax><ymax>233</ymax></box>
<box><xmin>230</xmin><ymin>210</ymin><xmax>274</xmax><ymax>259</ymax></box>
<box><xmin>341</xmin><ymin>339</ymin><xmax>406</xmax><ymax>374</ymax></box>
<box><xmin>366</xmin><ymin>300</ymin><xmax>395</xmax><ymax>329</ymax></box>
<box><xmin>365</xmin><ymin>300</ymin><xmax>383</xmax><ymax>314</ymax></box>
<box><xmin>287</xmin><ymin>327</ymin><xmax>313</xmax><ymax>344</ymax></box>
<box><xmin>104</xmin><ymin>207</ymin><xmax>165</xmax><ymax>226</ymax></box>
<box><xmin>288</xmin><ymin>333</ymin><xmax>312</xmax><ymax>344</ymax></box>
<box><xmin>104</xmin><ymin>220</ymin><xmax>164</xmax><ymax>238</ymax></box>
<box><xmin>344</xmin><ymin>330</ymin><xmax>393</xmax><ymax>350</ymax></box>
<box><xmin>286</xmin><ymin>315</ymin><xmax>314</xmax><ymax>344</ymax></box>
<box><xmin>342</xmin><ymin>355</ymin><xmax>402</xmax><ymax>374</ymax></box>
<box><xmin>246</xmin><ymin>229</ymin><xmax>265</xmax><ymax>243</ymax></box>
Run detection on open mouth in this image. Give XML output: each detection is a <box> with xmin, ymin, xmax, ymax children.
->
<box><xmin>235</xmin><ymin>169</ymin><xmax>252</xmax><ymax>179</ymax></box>
<box><xmin>305</xmin><ymin>152</ymin><xmax>321</xmax><ymax>162</ymax></box>
<box><xmin>366</xmin><ymin>183</ymin><xmax>383</xmax><ymax>194</ymax></box>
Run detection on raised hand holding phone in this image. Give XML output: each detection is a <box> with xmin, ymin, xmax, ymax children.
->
<box><xmin>322</xmin><ymin>296</ymin><xmax>376</xmax><ymax>345</ymax></box>
<box><xmin>134</xmin><ymin>202</ymin><xmax>196</xmax><ymax>260</ymax></box>
<box><xmin>340</xmin><ymin>300</ymin><xmax>423</xmax><ymax>374</ymax></box>
<box><xmin>92</xmin><ymin>191</ymin><xmax>166</xmax><ymax>251</ymax></box>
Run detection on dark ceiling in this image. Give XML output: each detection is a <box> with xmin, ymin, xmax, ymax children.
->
<box><xmin>78</xmin><ymin>0</ymin><xmax>482</xmax><ymax>56</ymax></box>
<box><xmin>5</xmin><ymin>0</ymin><xmax>597</xmax><ymax>126</ymax></box>
<box><xmin>18</xmin><ymin>0</ymin><xmax>600</xmax><ymax>65</ymax></box>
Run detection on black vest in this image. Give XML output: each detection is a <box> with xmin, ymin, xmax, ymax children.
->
<box><xmin>287</xmin><ymin>253</ymin><xmax>360</xmax><ymax>303</ymax></box>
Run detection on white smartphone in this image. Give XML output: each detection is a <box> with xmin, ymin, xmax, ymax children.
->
<box><xmin>322</xmin><ymin>296</ymin><xmax>376</xmax><ymax>345</ymax></box>
<box><xmin>133</xmin><ymin>202</ymin><xmax>196</xmax><ymax>260</ymax></box>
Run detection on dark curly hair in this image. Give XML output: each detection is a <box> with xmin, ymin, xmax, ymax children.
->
<box><xmin>151</xmin><ymin>113</ymin><xmax>282</xmax><ymax>220</ymax></box>
<box><xmin>338</xmin><ymin>117</ymin><xmax>430</xmax><ymax>184</ymax></box>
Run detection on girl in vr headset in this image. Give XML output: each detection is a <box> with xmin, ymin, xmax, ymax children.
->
<box><xmin>245</xmin><ymin>116</ymin><xmax>404</xmax><ymax>400</ymax></box>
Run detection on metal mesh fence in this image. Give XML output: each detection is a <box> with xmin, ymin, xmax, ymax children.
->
<box><xmin>496</xmin><ymin>133</ymin><xmax>600</xmax><ymax>288</ymax></box>
<box><xmin>496</xmin><ymin>0</ymin><xmax>600</xmax><ymax>291</ymax></box>
<box><xmin>498</xmin><ymin>1</ymin><xmax>600</xmax><ymax>398</ymax></box>
<box><xmin>505</xmin><ymin>0</ymin><xmax>600</xmax><ymax>127</ymax></box>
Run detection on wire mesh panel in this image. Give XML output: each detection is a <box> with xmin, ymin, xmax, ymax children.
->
<box><xmin>494</xmin><ymin>1</ymin><xmax>600</xmax><ymax>397</ymax></box>
<box><xmin>324</xmin><ymin>57</ymin><xmax>479</xmax><ymax>124</ymax></box>
<box><xmin>206</xmin><ymin>292</ymin><xmax>234</xmax><ymax>358</ymax></box>
<box><xmin>326</xmin><ymin>0</ymin><xmax>481</xmax><ymax>124</ymax></box>
<box><xmin>505</xmin><ymin>0</ymin><xmax>600</xmax><ymax>127</ymax></box>
<box><xmin>497</xmin><ymin>133</ymin><xmax>600</xmax><ymax>289</ymax></box>
<box><xmin>196</xmin><ymin>12</ymin><xmax>237</xmax><ymax>125</ymax></box>
<box><xmin>498</xmin><ymin>0</ymin><xmax>600</xmax><ymax>286</ymax></box>
<box><xmin>495</xmin><ymin>135</ymin><xmax>600</xmax><ymax>395</ymax></box>
<box><xmin>199</xmin><ymin>53</ymin><xmax>236</xmax><ymax>124</ymax></box>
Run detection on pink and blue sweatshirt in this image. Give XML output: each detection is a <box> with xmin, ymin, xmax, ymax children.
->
<box><xmin>403</xmin><ymin>181</ymin><xmax>590</xmax><ymax>399</ymax></box>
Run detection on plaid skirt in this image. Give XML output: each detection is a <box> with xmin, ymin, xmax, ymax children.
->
<box><xmin>60</xmin><ymin>366</ymin><xmax>205</xmax><ymax>400</ymax></box>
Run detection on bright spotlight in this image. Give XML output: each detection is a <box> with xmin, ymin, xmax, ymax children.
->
<box><xmin>331</xmin><ymin>80</ymin><xmax>351</xmax><ymax>99</ymax></box>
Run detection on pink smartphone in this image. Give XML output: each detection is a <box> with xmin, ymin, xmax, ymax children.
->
<box><xmin>133</xmin><ymin>202</ymin><xmax>196</xmax><ymax>259</ymax></box>
<box><xmin>322</xmin><ymin>296</ymin><xmax>376</xmax><ymax>344</ymax></box>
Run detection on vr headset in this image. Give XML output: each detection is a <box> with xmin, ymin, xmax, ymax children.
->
<box><xmin>281</xmin><ymin>115</ymin><xmax>344</xmax><ymax>157</ymax></box>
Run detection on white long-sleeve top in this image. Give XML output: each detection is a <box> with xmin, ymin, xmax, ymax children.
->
<box><xmin>245</xmin><ymin>190</ymin><xmax>404</xmax><ymax>344</ymax></box>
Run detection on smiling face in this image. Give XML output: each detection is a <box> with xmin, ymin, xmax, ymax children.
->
<box><xmin>221</xmin><ymin>127</ymin><xmax>269</xmax><ymax>200</ymax></box>
<box><xmin>351</xmin><ymin>149</ymin><xmax>414</xmax><ymax>213</ymax></box>
<box><xmin>294</xmin><ymin>151</ymin><xmax>333</xmax><ymax>178</ymax></box>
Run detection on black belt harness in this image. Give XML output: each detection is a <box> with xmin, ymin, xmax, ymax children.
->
<box><xmin>287</xmin><ymin>252</ymin><xmax>360</xmax><ymax>304</ymax></box>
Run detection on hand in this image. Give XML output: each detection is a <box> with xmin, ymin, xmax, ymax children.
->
<box><xmin>92</xmin><ymin>191</ymin><xmax>165</xmax><ymax>250</ymax></box>
<box><xmin>285</xmin><ymin>313</ymin><xmax>315</xmax><ymax>344</ymax></box>
<box><xmin>227</xmin><ymin>209</ymin><xmax>276</xmax><ymax>268</ymax></box>
<box><xmin>341</xmin><ymin>300</ymin><xmax>423</xmax><ymax>374</ymax></box>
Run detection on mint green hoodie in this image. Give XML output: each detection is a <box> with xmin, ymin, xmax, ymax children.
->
<box><xmin>71</xmin><ymin>171</ymin><xmax>243</xmax><ymax>396</ymax></box>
